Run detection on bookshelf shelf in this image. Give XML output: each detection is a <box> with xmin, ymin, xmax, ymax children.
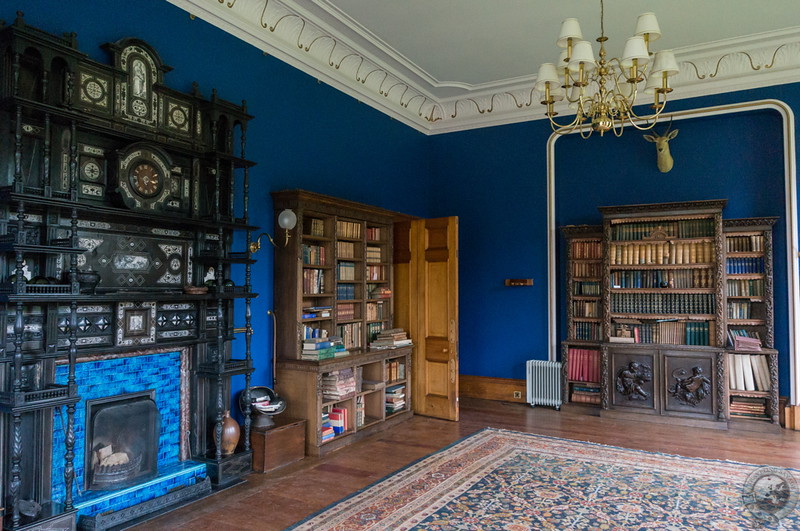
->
<box><xmin>273</xmin><ymin>190</ymin><xmax>413</xmax><ymax>456</ymax></box>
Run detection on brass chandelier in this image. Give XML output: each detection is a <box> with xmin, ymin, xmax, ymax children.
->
<box><xmin>535</xmin><ymin>0</ymin><xmax>679</xmax><ymax>137</ymax></box>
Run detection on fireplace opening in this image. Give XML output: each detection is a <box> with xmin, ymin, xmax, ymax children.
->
<box><xmin>84</xmin><ymin>390</ymin><xmax>160</xmax><ymax>491</ymax></box>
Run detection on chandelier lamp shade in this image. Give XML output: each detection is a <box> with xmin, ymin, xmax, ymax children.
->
<box><xmin>535</xmin><ymin>0</ymin><xmax>679</xmax><ymax>137</ymax></box>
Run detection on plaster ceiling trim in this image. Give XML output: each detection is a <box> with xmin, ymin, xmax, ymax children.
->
<box><xmin>170</xmin><ymin>0</ymin><xmax>800</xmax><ymax>135</ymax></box>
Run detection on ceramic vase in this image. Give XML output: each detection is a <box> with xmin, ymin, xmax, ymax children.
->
<box><xmin>220</xmin><ymin>410</ymin><xmax>240</xmax><ymax>456</ymax></box>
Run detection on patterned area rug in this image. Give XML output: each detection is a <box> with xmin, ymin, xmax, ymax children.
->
<box><xmin>288</xmin><ymin>428</ymin><xmax>800</xmax><ymax>530</ymax></box>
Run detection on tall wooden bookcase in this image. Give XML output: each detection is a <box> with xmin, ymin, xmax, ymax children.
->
<box><xmin>271</xmin><ymin>190</ymin><xmax>412</xmax><ymax>456</ymax></box>
<box><xmin>561</xmin><ymin>200</ymin><xmax>780</xmax><ymax>428</ymax></box>
<box><xmin>723</xmin><ymin>218</ymin><xmax>779</xmax><ymax>425</ymax></box>
<box><xmin>561</xmin><ymin>226</ymin><xmax>603</xmax><ymax>406</ymax></box>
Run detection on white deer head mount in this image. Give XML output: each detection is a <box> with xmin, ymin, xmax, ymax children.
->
<box><xmin>643</xmin><ymin>126</ymin><xmax>679</xmax><ymax>173</ymax></box>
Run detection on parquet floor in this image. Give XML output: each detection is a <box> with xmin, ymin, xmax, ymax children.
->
<box><xmin>133</xmin><ymin>398</ymin><xmax>800</xmax><ymax>530</ymax></box>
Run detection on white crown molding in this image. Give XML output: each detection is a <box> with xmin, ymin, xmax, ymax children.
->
<box><xmin>168</xmin><ymin>0</ymin><xmax>800</xmax><ymax>135</ymax></box>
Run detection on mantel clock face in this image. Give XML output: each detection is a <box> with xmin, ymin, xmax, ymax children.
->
<box><xmin>130</xmin><ymin>162</ymin><xmax>162</xmax><ymax>197</ymax></box>
<box><xmin>117</xmin><ymin>146</ymin><xmax>172</xmax><ymax>212</ymax></box>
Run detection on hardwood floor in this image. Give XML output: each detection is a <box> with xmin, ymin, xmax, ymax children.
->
<box><xmin>134</xmin><ymin>398</ymin><xmax>800</xmax><ymax>530</ymax></box>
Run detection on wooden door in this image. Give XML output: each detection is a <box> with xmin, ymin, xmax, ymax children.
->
<box><xmin>394</xmin><ymin>217</ymin><xmax>459</xmax><ymax>421</ymax></box>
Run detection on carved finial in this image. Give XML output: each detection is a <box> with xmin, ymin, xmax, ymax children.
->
<box><xmin>14</xmin><ymin>11</ymin><xmax>25</xmax><ymax>27</ymax></box>
<box><xmin>64</xmin><ymin>32</ymin><xmax>78</xmax><ymax>49</ymax></box>
<box><xmin>191</xmin><ymin>81</ymin><xmax>202</xmax><ymax>98</ymax></box>
<box><xmin>211</xmin><ymin>88</ymin><xmax>218</xmax><ymax>101</ymax></box>
<box><xmin>241</xmin><ymin>100</ymin><xmax>247</xmax><ymax>113</ymax></box>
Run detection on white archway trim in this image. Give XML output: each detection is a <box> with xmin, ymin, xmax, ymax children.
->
<box><xmin>546</xmin><ymin>99</ymin><xmax>799</xmax><ymax>404</ymax></box>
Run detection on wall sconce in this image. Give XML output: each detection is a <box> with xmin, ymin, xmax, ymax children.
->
<box><xmin>249</xmin><ymin>208</ymin><xmax>297</xmax><ymax>252</ymax></box>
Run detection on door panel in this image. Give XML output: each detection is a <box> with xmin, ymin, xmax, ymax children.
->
<box><xmin>393</xmin><ymin>217</ymin><xmax>459</xmax><ymax>421</ymax></box>
<box><xmin>414</xmin><ymin>217</ymin><xmax>459</xmax><ymax>420</ymax></box>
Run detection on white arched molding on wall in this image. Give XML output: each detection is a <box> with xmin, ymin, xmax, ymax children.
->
<box><xmin>546</xmin><ymin>99</ymin><xmax>799</xmax><ymax>404</ymax></box>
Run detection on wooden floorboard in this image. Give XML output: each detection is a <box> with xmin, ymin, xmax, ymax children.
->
<box><xmin>131</xmin><ymin>398</ymin><xmax>800</xmax><ymax>530</ymax></box>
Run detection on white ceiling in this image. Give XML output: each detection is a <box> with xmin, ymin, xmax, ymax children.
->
<box><xmin>170</xmin><ymin>0</ymin><xmax>800</xmax><ymax>134</ymax></box>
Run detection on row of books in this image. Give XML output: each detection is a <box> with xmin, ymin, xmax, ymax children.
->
<box><xmin>611</xmin><ymin>293</ymin><xmax>716</xmax><ymax>315</ymax></box>
<box><xmin>337</xmin><ymin>219</ymin><xmax>362</xmax><ymax>239</ymax></box>
<box><xmin>611</xmin><ymin>320</ymin><xmax>713</xmax><ymax>346</ymax></box>
<box><xmin>727</xmin><ymin>278</ymin><xmax>765</xmax><ymax>297</ymax></box>
<box><xmin>308</xmin><ymin>217</ymin><xmax>325</xmax><ymax>237</ymax></box>
<box><xmin>366</xmin><ymin>301</ymin><xmax>387</xmax><ymax>321</ymax></box>
<box><xmin>366</xmin><ymin>245</ymin><xmax>382</xmax><ymax>263</ymax></box>
<box><xmin>336</xmin><ymin>284</ymin><xmax>357</xmax><ymax>300</ymax></box>
<box><xmin>337</xmin><ymin>302</ymin><xmax>357</xmax><ymax>321</ymax></box>
<box><xmin>570</xmin><ymin>240</ymin><xmax>602</xmax><ymax>259</ymax></box>
<box><xmin>727</xmin><ymin>301</ymin><xmax>754</xmax><ymax>320</ymax></box>
<box><xmin>366</xmin><ymin>265</ymin><xmax>385</xmax><ymax>281</ymax></box>
<box><xmin>567</xmin><ymin>348</ymin><xmax>600</xmax><ymax>383</ymax></box>
<box><xmin>611</xmin><ymin>219</ymin><xmax>715</xmax><ymax>241</ymax></box>
<box><xmin>322</xmin><ymin>367</ymin><xmax>358</xmax><ymax>401</ymax></box>
<box><xmin>726</xmin><ymin>257</ymin><xmax>765</xmax><ymax>275</ymax></box>
<box><xmin>303</xmin><ymin>325</ymin><xmax>328</xmax><ymax>340</ymax></box>
<box><xmin>371</xmin><ymin>328</ymin><xmax>412</xmax><ymax>350</ymax></box>
<box><xmin>355</xmin><ymin>395</ymin><xmax>365</xmax><ymax>427</ymax></box>
<box><xmin>303</xmin><ymin>268</ymin><xmax>326</xmax><ymax>295</ymax></box>
<box><xmin>726</xmin><ymin>234</ymin><xmax>765</xmax><ymax>253</ymax></box>
<box><xmin>367</xmin><ymin>322</ymin><xmax>384</xmax><ymax>340</ymax></box>
<box><xmin>573</xmin><ymin>281</ymin><xmax>601</xmax><ymax>296</ymax></box>
<box><xmin>609</xmin><ymin>240</ymin><xmax>714</xmax><ymax>266</ymax></box>
<box><xmin>730</xmin><ymin>396</ymin><xmax>767</xmax><ymax>418</ymax></box>
<box><xmin>337</xmin><ymin>241</ymin><xmax>357</xmax><ymax>259</ymax></box>
<box><xmin>612</xmin><ymin>268</ymin><xmax>712</xmax><ymax>289</ymax></box>
<box><xmin>386</xmin><ymin>384</ymin><xmax>406</xmax><ymax>413</ymax></box>
<box><xmin>572</xmin><ymin>262</ymin><xmax>602</xmax><ymax>278</ymax></box>
<box><xmin>302</xmin><ymin>306</ymin><xmax>332</xmax><ymax>319</ymax></box>
<box><xmin>302</xmin><ymin>244</ymin><xmax>326</xmax><ymax>265</ymax></box>
<box><xmin>385</xmin><ymin>358</ymin><xmax>406</xmax><ymax>382</ymax></box>
<box><xmin>728</xmin><ymin>353</ymin><xmax>771</xmax><ymax>392</ymax></box>
<box><xmin>366</xmin><ymin>226</ymin><xmax>384</xmax><ymax>241</ymax></box>
<box><xmin>337</xmin><ymin>262</ymin><xmax>357</xmax><ymax>281</ymax></box>
<box><xmin>573</xmin><ymin>321</ymin><xmax>602</xmax><ymax>341</ymax></box>
<box><xmin>571</xmin><ymin>384</ymin><xmax>601</xmax><ymax>404</ymax></box>
<box><xmin>337</xmin><ymin>322</ymin><xmax>363</xmax><ymax>349</ymax></box>
<box><xmin>572</xmin><ymin>300</ymin><xmax>599</xmax><ymax>318</ymax></box>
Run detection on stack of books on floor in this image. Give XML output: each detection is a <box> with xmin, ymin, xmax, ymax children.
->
<box><xmin>322</xmin><ymin>368</ymin><xmax>357</xmax><ymax>401</ymax></box>
<box><xmin>320</xmin><ymin>411</ymin><xmax>335</xmax><ymax>442</ymax></box>
<box><xmin>301</xmin><ymin>336</ymin><xmax>349</xmax><ymax>360</ymax></box>
<box><xmin>385</xmin><ymin>384</ymin><xmax>406</xmax><ymax>414</ymax></box>
<box><xmin>370</xmin><ymin>328</ymin><xmax>412</xmax><ymax>350</ymax></box>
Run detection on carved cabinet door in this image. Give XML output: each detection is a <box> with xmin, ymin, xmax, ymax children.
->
<box><xmin>609</xmin><ymin>347</ymin><xmax>659</xmax><ymax>412</ymax></box>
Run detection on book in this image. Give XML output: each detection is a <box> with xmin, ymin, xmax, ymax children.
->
<box><xmin>741</xmin><ymin>355</ymin><xmax>756</xmax><ymax>391</ymax></box>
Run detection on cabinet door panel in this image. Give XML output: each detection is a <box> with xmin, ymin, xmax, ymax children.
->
<box><xmin>609</xmin><ymin>348</ymin><xmax>657</xmax><ymax>411</ymax></box>
<box><xmin>662</xmin><ymin>350</ymin><xmax>717</xmax><ymax>417</ymax></box>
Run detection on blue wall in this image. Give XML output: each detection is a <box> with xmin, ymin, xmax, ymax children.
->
<box><xmin>433</xmin><ymin>88</ymin><xmax>799</xmax><ymax>396</ymax></box>
<box><xmin>14</xmin><ymin>3</ymin><xmax>800</xmax><ymax>397</ymax></box>
<box><xmin>9</xmin><ymin>1</ymin><xmax>433</xmax><ymax>395</ymax></box>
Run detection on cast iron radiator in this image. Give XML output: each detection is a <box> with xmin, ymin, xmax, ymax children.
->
<box><xmin>525</xmin><ymin>360</ymin><xmax>562</xmax><ymax>410</ymax></box>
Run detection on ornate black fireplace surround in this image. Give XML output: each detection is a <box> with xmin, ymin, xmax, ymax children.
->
<box><xmin>0</xmin><ymin>12</ymin><xmax>258</xmax><ymax>530</ymax></box>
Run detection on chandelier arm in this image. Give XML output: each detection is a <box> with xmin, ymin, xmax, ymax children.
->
<box><xmin>547</xmin><ymin>111</ymin><xmax>584</xmax><ymax>134</ymax></box>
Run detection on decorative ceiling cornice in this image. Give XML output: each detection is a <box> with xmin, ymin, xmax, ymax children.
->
<box><xmin>170</xmin><ymin>0</ymin><xmax>800</xmax><ymax>135</ymax></box>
